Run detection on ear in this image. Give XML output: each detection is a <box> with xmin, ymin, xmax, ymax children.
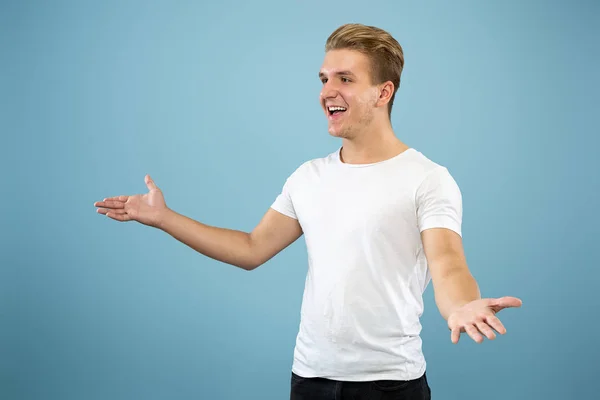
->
<box><xmin>376</xmin><ymin>81</ymin><xmax>395</xmax><ymax>108</ymax></box>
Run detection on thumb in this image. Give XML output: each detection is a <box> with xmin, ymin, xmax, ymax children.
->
<box><xmin>145</xmin><ymin>174</ymin><xmax>158</xmax><ymax>191</ymax></box>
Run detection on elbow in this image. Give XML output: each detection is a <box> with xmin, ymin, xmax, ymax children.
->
<box><xmin>240</xmin><ymin>257</ymin><xmax>263</xmax><ymax>271</ymax></box>
<box><xmin>242</xmin><ymin>262</ymin><xmax>259</xmax><ymax>271</ymax></box>
<box><xmin>242</xmin><ymin>237</ymin><xmax>266</xmax><ymax>271</ymax></box>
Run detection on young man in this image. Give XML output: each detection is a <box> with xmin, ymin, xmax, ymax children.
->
<box><xmin>95</xmin><ymin>23</ymin><xmax>522</xmax><ymax>400</ymax></box>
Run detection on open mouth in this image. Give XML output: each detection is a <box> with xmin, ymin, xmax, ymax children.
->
<box><xmin>328</xmin><ymin>106</ymin><xmax>347</xmax><ymax>117</ymax></box>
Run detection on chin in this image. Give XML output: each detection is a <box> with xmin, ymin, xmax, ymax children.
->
<box><xmin>329</xmin><ymin>126</ymin><xmax>353</xmax><ymax>139</ymax></box>
<box><xmin>328</xmin><ymin>124</ymin><xmax>346</xmax><ymax>137</ymax></box>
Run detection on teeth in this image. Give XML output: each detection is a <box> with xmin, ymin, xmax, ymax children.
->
<box><xmin>328</xmin><ymin>106</ymin><xmax>347</xmax><ymax>112</ymax></box>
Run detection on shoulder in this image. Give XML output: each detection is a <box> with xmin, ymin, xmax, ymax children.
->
<box><xmin>399</xmin><ymin>148</ymin><xmax>457</xmax><ymax>187</ymax></box>
<box><xmin>403</xmin><ymin>148</ymin><xmax>448</xmax><ymax>177</ymax></box>
<box><xmin>406</xmin><ymin>151</ymin><xmax>462</xmax><ymax>212</ymax></box>
<box><xmin>286</xmin><ymin>148</ymin><xmax>340</xmax><ymax>180</ymax></box>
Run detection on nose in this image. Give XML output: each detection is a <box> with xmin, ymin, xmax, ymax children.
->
<box><xmin>320</xmin><ymin>80</ymin><xmax>339</xmax><ymax>101</ymax></box>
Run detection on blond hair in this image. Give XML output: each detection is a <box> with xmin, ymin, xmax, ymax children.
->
<box><xmin>325</xmin><ymin>23</ymin><xmax>405</xmax><ymax>118</ymax></box>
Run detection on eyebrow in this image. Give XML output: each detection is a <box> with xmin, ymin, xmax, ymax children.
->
<box><xmin>319</xmin><ymin>70</ymin><xmax>356</xmax><ymax>79</ymax></box>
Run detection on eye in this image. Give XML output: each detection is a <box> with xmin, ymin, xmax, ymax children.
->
<box><xmin>321</xmin><ymin>78</ymin><xmax>328</xmax><ymax>84</ymax></box>
<box><xmin>341</xmin><ymin>77</ymin><xmax>351</xmax><ymax>83</ymax></box>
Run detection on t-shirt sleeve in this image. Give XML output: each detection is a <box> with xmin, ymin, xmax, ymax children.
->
<box><xmin>416</xmin><ymin>167</ymin><xmax>463</xmax><ymax>237</ymax></box>
<box><xmin>270</xmin><ymin>171</ymin><xmax>298</xmax><ymax>220</ymax></box>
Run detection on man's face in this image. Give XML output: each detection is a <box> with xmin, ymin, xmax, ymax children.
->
<box><xmin>319</xmin><ymin>49</ymin><xmax>381</xmax><ymax>138</ymax></box>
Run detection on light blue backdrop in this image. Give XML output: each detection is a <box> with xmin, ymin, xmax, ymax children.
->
<box><xmin>2</xmin><ymin>0</ymin><xmax>598</xmax><ymax>399</ymax></box>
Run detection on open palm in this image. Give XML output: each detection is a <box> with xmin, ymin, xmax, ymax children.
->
<box><xmin>448</xmin><ymin>296</ymin><xmax>522</xmax><ymax>344</ymax></box>
<box><xmin>94</xmin><ymin>175</ymin><xmax>167</xmax><ymax>227</ymax></box>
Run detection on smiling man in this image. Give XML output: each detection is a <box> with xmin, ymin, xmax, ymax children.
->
<box><xmin>95</xmin><ymin>23</ymin><xmax>522</xmax><ymax>400</ymax></box>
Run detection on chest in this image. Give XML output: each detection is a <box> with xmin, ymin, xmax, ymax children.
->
<box><xmin>293</xmin><ymin>170</ymin><xmax>418</xmax><ymax>239</ymax></box>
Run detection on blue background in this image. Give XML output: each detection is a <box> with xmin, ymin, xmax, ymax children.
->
<box><xmin>2</xmin><ymin>0</ymin><xmax>598</xmax><ymax>399</ymax></box>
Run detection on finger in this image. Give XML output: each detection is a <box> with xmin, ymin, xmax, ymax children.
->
<box><xmin>106</xmin><ymin>211</ymin><xmax>132</xmax><ymax>221</ymax></box>
<box><xmin>94</xmin><ymin>200</ymin><xmax>126</xmax><ymax>209</ymax></box>
<box><xmin>465</xmin><ymin>324</ymin><xmax>484</xmax><ymax>343</ymax></box>
<box><xmin>102</xmin><ymin>195</ymin><xmax>129</xmax><ymax>202</ymax></box>
<box><xmin>97</xmin><ymin>208</ymin><xmax>127</xmax><ymax>216</ymax></box>
<box><xmin>475</xmin><ymin>321</ymin><xmax>496</xmax><ymax>340</ymax></box>
<box><xmin>451</xmin><ymin>328</ymin><xmax>461</xmax><ymax>344</ymax></box>
<box><xmin>485</xmin><ymin>314</ymin><xmax>507</xmax><ymax>335</ymax></box>
<box><xmin>489</xmin><ymin>296</ymin><xmax>523</xmax><ymax>310</ymax></box>
<box><xmin>145</xmin><ymin>175</ymin><xmax>157</xmax><ymax>191</ymax></box>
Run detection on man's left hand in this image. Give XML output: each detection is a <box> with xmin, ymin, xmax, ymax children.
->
<box><xmin>447</xmin><ymin>296</ymin><xmax>523</xmax><ymax>344</ymax></box>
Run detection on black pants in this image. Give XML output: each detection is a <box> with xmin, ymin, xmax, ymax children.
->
<box><xmin>290</xmin><ymin>371</ymin><xmax>431</xmax><ymax>400</ymax></box>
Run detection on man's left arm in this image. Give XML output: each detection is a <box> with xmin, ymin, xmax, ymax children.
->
<box><xmin>421</xmin><ymin>227</ymin><xmax>522</xmax><ymax>344</ymax></box>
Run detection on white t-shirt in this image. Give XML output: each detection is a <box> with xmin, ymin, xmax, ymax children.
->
<box><xmin>270</xmin><ymin>146</ymin><xmax>462</xmax><ymax>382</ymax></box>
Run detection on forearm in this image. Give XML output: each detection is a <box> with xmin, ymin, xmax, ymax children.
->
<box><xmin>433</xmin><ymin>267</ymin><xmax>481</xmax><ymax>320</ymax></box>
<box><xmin>157</xmin><ymin>208</ymin><xmax>257</xmax><ymax>270</ymax></box>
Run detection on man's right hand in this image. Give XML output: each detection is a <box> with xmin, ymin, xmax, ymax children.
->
<box><xmin>93</xmin><ymin>174</ymin><xmax>303</xmax><ymax>270</ymax></box>
<box><xmin>94</xmin><ymin>174</ymin><xmax>168</xmax><ymax>228</ymax></box>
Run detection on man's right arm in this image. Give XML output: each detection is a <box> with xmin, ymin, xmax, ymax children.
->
<box><xmin>158</xmin><ymin>207</ymin><xmax>303</xmax><ymax>270</ymax></box>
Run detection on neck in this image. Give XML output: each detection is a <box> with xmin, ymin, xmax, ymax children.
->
<box><xmin>339</xmin><ymin>119</ymin><xmax>409</xmax><ymax>164</ymax></box>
